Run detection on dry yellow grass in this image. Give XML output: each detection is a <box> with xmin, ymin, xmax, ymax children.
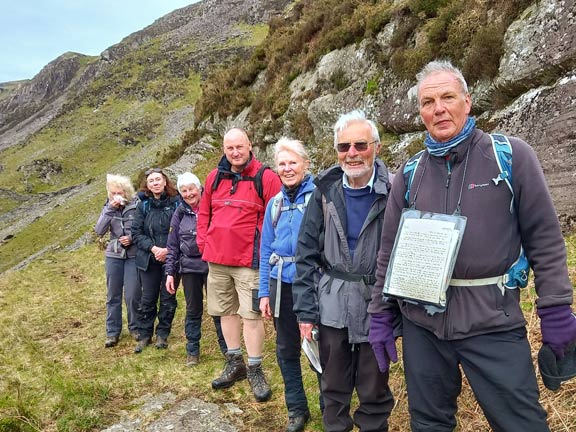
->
<box><xmin>0</xmin><ymin>235</ymin><xmax>574</xmax><ymax>431</ymax></box>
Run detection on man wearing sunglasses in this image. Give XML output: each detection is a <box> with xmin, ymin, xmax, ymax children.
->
<box><xmin>293</xmin><ymin>110</ymin><xmax>395</xmax><ymax>432</ymax></box>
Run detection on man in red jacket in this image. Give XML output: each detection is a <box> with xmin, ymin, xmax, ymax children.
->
<box><xmin>197</xmin><ymin>128</ymin><xmax>282</xmax><ymax>402</ymax></box>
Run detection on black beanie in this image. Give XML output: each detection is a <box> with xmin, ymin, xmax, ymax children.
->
<box><xmin>538</xmin><ymin>343</ymin><xmax>576</xmax><ymax>391</ymax></box>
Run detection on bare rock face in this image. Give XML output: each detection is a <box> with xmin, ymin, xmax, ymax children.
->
<box><xmin>279</xmin><ymin>0</ymin><xmax>576</xmax><ymax>227</ymax></box>
<box><xmin>0</xmin><ymin>53</ymin><xmax>86</xmax><ymax>135</ymax></box>
<box><xmin>485</xmin><ymin>72</ymin><xmax>576</xmax><ymax>220</ymax></box>
<box><xmin>496</xmin><ymin>0</ymin><xmax>576</xmax><ymax>94</ymax></box>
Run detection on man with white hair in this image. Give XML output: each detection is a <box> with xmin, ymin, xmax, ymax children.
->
<box><xmin>368</xmin><ymin>59</ymin><xmax>576</xmax><ymax>431</ymax></box>
<box><xmin>293</xmin><ymin>110</ymin><xmax>395</xmax><ymax>431</ymax></box>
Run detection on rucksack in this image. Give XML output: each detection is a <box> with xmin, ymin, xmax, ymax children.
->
<box><xmin>211</xmin><ymin>164</ymin><xmax>271</xmax><ymax>203</ymax></box>
<box><xmin>402</xmin><ymin>133</ymin><xmax>529</xmax><ymax>289</ymax></box>
<box><xmin>269</xmin><ymin>190</ymin><xmax>313</xmax><ymax>228</ymax></box>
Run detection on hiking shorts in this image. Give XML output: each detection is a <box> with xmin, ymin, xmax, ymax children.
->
<box><xmin>207</xmin><ymin>263</ymin><xmax>260</xmax><ymax>319</ymax></box>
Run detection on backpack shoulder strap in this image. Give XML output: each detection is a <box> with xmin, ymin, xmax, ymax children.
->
<box><xmin>403</xmin><ymin>149</ymin><xmax>426</xmax><ymax>205</ymax></box>
<box><xmin>251</xmin><ymin>165</ymin><xmax>270</xmax><ymax>202</ymax></box>
<box><xmin>489</xmin><ymin>133</ymin><xmax>514</xmax><ymax>213</ymax></box>
<box><xmin>270</xmin><ymin>189</ymin><xmax>313</xmax><ymax>228</ymax></box>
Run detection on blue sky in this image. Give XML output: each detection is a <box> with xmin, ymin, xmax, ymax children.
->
<box><xmin>0</xmin><ymin>1</ymin><xmax>199</xmax><ymax>83</ymax></box>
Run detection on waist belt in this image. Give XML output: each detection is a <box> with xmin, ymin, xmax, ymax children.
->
<box><xmin>325</xmin><ymin>269</ymin><xmax>375</xmax><ymax>300</ymax></box>
<box><xmin>269</xmin><ymin>253</ymin><xmax>296</xmax><ymax>318</ymax></box>
<box><xmin>450</xmin><ymin>274</ymin><xmax>510</xmax><ymax>295</ymax></box>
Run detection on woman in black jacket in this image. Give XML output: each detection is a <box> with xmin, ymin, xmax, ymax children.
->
<box><xmin>132</xmin><ymin>168</ymin><xmax>180</xmax><ymax>353</ymax></box>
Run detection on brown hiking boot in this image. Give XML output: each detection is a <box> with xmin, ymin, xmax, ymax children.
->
<box><xmin>211</xmin><ymin>353</ymin><xmax>247</xmax><ymax>389</ymax></box>
<box><xmin>186</xmin><ymin>354</ymin><xmax>199</xmax><ymax>367</ymax></box>
<box><xmin>247</xmin><ymin>364</ymin><xmax>272</xmax><ymax>402</ymax></box>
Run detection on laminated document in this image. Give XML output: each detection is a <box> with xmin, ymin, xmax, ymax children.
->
<box><xmin>383</xmin><ymin>209</ymin><xmax>467</xmax><ymax>308</ymax></box>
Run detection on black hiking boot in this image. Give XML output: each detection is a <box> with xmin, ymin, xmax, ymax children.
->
<box><xmin>104</xmin><ymin>336</ymin><xmax>119</xmax><ymax>348</ymax></box>
<box><xmin>155</xmin><ymin>336</ymin><xmax>168</xmax><ymax>349</ymax></box>
<box><xmin>211</xmin><ymin>353</ymin><xmax>247</xmax><ymax>389</ymax></box>
<box><xmin>247</xmin><ymin>363</ymin><xmax>272</xmax><ymax>402</ymax></box>
<box><xmin>134</xmin><ymin>337</ymin><xmax>151</xmax><ymax>354</ymax></box>
<box><xmin>286</xmin><ymin>411</ymin><xmax>310</xmax><ymax>432</ymax></box>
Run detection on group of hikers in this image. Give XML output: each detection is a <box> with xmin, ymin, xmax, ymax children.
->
<box><xmin>95</xmin><ymin>60</ymin><xmax>576</xmax><ymax>432</ymax></box>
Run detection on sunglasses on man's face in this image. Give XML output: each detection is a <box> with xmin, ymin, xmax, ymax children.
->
<box><xmin>335</xmin><ymin>140</ymin><xmax>377</xmax><ymax>153</ymax></box>
<box><xmin>145</xmin><ymin>168</ymin><xmax>163</xmax><ymax>176</ymax></box>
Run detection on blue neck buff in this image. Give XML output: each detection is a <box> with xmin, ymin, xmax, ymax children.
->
<box><xmin>425</xmin><ymin>117</ymin><xmax>476</xmax><ymax>157</ymax></box>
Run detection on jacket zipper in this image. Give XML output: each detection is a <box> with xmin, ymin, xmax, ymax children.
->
<box><xmin>444</xmin><ymin>156</ymin><xmax>452</xmax><ymax>214</ymax></box>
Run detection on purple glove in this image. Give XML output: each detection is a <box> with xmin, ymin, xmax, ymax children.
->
<box><xmin>538</xmin><ymin>305</ymin><xmax>576</xmax><ymax>359</ymax></box>
<box><xmin>369</xmin><ymin>311</ymin><xmax>398</xmax><ymax>373</ymax></box>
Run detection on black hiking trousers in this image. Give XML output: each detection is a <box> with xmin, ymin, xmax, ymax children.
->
<box><xmin>402</xmin><ymin>317</ymin><xmax>550</xmax><ymax>432</ymax></box>
<box><xmin>137</xmin><ymin>261</ymin><xmax>177</xmax><ymax>340</ymax></box>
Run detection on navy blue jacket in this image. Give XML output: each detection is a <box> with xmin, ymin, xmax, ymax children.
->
<box><xmin>165</xmin><ymin>202</ymin><xmax>208</xmax><ymax>276</ymax></box>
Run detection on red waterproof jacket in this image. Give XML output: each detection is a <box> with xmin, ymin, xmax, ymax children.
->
<box><xmin>197</xmin><ymin>154</ymin><xmax>281</xmax><ymax>268</ymax></box>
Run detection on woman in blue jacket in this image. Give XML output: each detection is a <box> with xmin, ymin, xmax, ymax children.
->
<box><xmin>165</xmin><ymin>172</ymin><xmax>227</xmax><ymax>366</ymax></box>
<box><xmin>95</xmin><ymin>174</ymin><xmax>140</xmax><ymax>348</ymax></box>
<box><xmin>258</xmin><ymin>138</ymin><xmax>318</xmax><ymax>432</ymax></box>
<box><xmin>132</xmin><ymin>168</ymin><xmax>180</xmax><ymax>353</ymax></box>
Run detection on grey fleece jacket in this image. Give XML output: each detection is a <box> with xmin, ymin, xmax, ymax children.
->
<box><xmin>368</xmin><ymin>128</ymin><xmax>573</xmax><ymax>340</ymax></box>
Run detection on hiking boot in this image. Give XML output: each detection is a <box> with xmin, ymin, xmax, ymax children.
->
<box><xmin>155</xmin><ymin>336</ymin><xmax>168</xmax><ymax>349</ymax></box>
<box><xmin>186</xmin><ymin>354</ymin><xmax>199</xmax><ymax>367</ymax></box>
<box><xmin>211</xmin><ymin>353</ymin><xmax>247</xmax><ymax>389</ymax></box>
<box><xmin>247</xmin><ymin>364</ymin><xmax>272</xmax><ymax>402</ymax></box>
<box><xmin>286</xmin><ymin>412</ymin><xmax>310</xmax><ymax>432</ymax></box>
<box><xmin>130</xmin><ymin>330</ymin><xmax>140</xmax><ymax>341</ymax></box>
<box><xmin>104</xmin><ymin>336</ymin><xmax>119</xmax><ymax>348</ymax></box>
<box><xmin>134</xmin><ymin>337</ymin><xmax>151</xmax><ymax>354</ymax></box>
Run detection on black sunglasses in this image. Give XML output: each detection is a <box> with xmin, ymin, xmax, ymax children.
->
<box><xmin>336</xmin><ymin>140</ymin><xmax>377</xmax><ymax>153</ymax></box>
<box><xmin>145</xmin><ymin>168</ymin><xmax>163</xmax><ymax>176</ymax></box>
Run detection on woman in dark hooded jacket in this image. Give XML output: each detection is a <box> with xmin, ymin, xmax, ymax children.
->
<box><xmin>132</xmin><ymin>168</ymin><xmax>180</xmax><ymax>353</ymax></box>
<box><xmin>165</xmin><ymin>172</ymin><xmax>227</xmax><ymax>366</ymax></box>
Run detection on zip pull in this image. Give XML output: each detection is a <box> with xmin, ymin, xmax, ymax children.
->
<box><xmin>445</xmin><ymin>157</ymin><xmax>452</xmax><ymax>189</ymax></box>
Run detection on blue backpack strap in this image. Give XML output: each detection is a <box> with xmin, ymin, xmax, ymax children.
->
<box><xmin>490</xmin><ymin>133</ymin><xmax>530</xmax><ymax>288</ymax></box>
<box><xmin>490</xmin><ymin>133</ymin><xmax>514</xmax><ymax>214</ymax></box>
<box><xmin>403</xmin><ymin>149</ymin><xmax>425</xmax><ymax>206</ymax></box>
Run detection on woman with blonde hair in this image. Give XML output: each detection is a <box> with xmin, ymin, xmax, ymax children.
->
<box><xmin>95</xmin><ymin>174</ymin><xmax>140</xmax><ymax>348</ymax></box>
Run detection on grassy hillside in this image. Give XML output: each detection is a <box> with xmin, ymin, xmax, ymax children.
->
<box><xmin>0</xmin><ymin>236</ymin><xmax>574</xmax><ymax>431</ymax></box>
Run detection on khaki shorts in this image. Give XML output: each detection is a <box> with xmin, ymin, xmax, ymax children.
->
<box><xmin>207</xmin><ymin>263</ymin><xmax>261</xmax><ymax>320</ymax></box>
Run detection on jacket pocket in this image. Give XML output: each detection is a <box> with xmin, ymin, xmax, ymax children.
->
<box><xmin>318</xmin><ymin>274</ymin><xmax>346</xmax><ymax>328</ymax></box>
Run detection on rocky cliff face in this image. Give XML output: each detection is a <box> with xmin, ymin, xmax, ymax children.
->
<box><xmin>0</xmin><ymin>0</ymin><xmax>575</xmax><ymax>271</ymax></box>
<box><xmin>0</xmin><ymin>0</ymin><xmax>292</xmax><ymax>152</ymax></box>
<box><xmin>198</xmin><ymin>0</ymin><xmax>576</xmax><ymax>229</ymax></box>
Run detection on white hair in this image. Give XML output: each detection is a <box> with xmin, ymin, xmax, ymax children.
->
<box><xmin>177</xmin><ymin>172</ymin><xmax>201</xmax><ymax>192</ymax></box>
<box><xmin>415</xmin><ymin>59</ymin><xmax>469</xmax><ymax>95</ymax></box>
<box><xmin>333</xmin><ymin>110</ymin><xmax>380</xmax><ymax>147</ymax></box>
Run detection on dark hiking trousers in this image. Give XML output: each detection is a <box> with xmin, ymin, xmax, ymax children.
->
<box><xmin>319</xmin><ymin>324</ymin><xmax>394</xmax><ymax>432</ymax></box>
<box><xmin>182</xmin><ymin>272</ymin><xmax>226</xmax><ymax>355</ymax></box>
<box><xmin>271</xmin><ymin>279</ymin><xmax>320</xmax><ymax>417</ymax></box>
<box><xmin>105</xmin><ymin>257</ymin><xmax>140</xmax><ymax>337</ymax></box>
<box><xmin>137</xmin><ymin>261</ymin><xmax>177</xmax><ymax>340</ymax></box>
<box><xmin>402</xmin><ymin>317</ymin><xmax>550</xmax><ymax>432</ymax></box>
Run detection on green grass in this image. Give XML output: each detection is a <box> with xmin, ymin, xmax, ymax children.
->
<box><xmin>0</xmin><ymin>234</ymin><xmax>574</xmax><ymax>431</ymax></box>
